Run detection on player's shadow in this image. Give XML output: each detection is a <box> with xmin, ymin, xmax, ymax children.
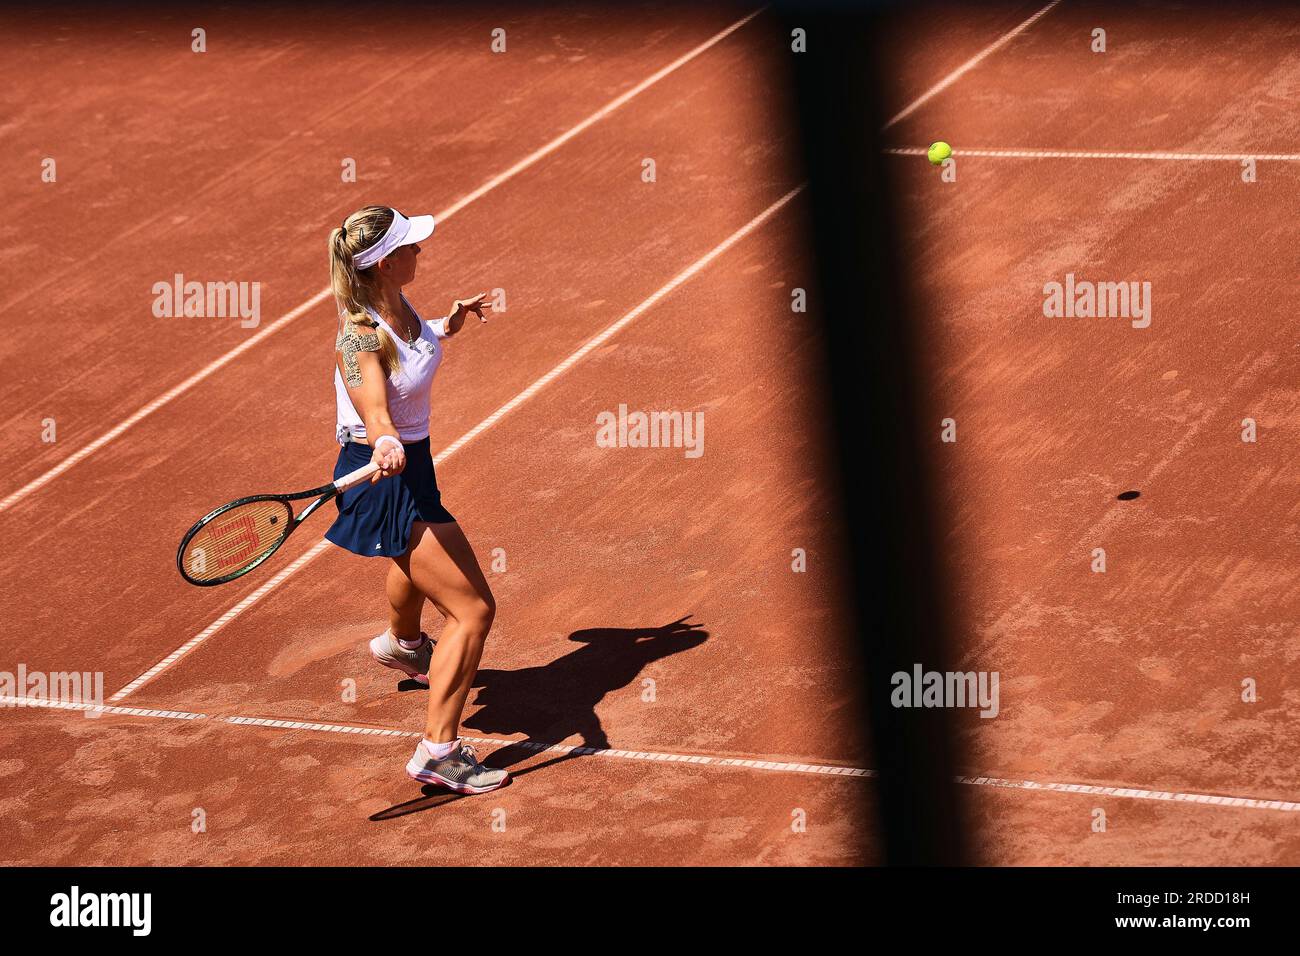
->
<box><xmin>370</xmin><ymin>614</ymin><xmax>708</xmax><ymax>821</ymax></box>
<box><xmin>467</xmin><ymin>614</ymin><xmax>709</xmax><ymax>766</ymax></box>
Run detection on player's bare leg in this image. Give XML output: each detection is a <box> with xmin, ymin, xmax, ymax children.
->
<box><xmin>397</xmin><ymin>520</ymin><xmax>506</xmax><ymax>793</ymax></box>
<box><xmin>385</xmin><ymin>561</ymin><xmax>425</xmax><ymax>639</ymax></box>
<box><xmin>368</xmin><ymin>560</ymin><xmax>435</xmax><ymax>684</ymax></box>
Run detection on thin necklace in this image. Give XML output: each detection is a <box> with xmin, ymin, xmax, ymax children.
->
<box><xmin>384</xmin><ymin>301</ymin><xmax>419</xmax><ymax>347</ymax></box>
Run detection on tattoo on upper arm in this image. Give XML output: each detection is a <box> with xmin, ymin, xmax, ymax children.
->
<box><xmin>337</xmin><ymin>324</ymin><xmax>381</xmax><ymax>388</ymax></box>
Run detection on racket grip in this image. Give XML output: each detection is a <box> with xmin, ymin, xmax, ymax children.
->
<box><xmin>334</xmin><ymin>462</ymin><xmax>381</xmax><ymax>493</ymax></box>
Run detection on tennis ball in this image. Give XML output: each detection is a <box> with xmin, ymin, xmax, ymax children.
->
<box><xmin>927</xmin><ymin>141</ymin><xmax>952</xmax><ymax>166</ymax></box>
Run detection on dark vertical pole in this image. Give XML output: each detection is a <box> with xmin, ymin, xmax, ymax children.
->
<box><xmin>778</xmin><ymin>4</ymin><xmax>969</xmax><ymax>866</ymax></box>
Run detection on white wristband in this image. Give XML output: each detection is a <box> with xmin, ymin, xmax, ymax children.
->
<box><xmin>374</xmin><ymin>435</ymin><xmax>402</xmax><ymax>455</ymax></box>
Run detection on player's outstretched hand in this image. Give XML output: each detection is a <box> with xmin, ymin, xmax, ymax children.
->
<box><xmin>447</xmin><ymin>292</ymin><xmax>491</xmax><ymax>334</ymax></box>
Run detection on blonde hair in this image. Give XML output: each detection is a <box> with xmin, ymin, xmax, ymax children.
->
<box><xmin>329</xmin><ymin>204</ymin><xmax>400</xmax><ymax>375</ymax></box>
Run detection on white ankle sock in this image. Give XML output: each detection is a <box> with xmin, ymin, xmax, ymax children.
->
<box><xmin>422</xmin><ymin>737</ymin><xmax>460</xmax><ymax>760</ymax></box>
<box><xmin>396</xmin><ymin>632</ymin><xmax>427</xmax><ymax>651</ymax></box>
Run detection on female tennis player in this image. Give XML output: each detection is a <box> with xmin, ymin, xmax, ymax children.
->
<box><xmin>326</xmin><ymin>204</ymin><xmax>507</xmax><ymax>794</ymax></box>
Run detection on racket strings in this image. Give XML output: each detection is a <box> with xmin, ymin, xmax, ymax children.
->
<box><xmin>180</xmin><ymin>499</ymin><xmax>293</xmax><ymax>583</ymax></box>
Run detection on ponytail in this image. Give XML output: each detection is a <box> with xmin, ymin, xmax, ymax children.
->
<box><xmin>328</xmin><ymin>206</ymin><xmax>401</xmax><ymax>375</ymax></box>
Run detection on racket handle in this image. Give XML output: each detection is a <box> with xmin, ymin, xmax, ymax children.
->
<box><xmin>334</xmin><ymin>461</ymin><xmax>381</xmax><ymax>493</ymax></box>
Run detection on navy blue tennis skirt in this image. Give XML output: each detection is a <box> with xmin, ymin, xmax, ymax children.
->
<box><xmin>325</xmin><ymin>437</ymin><xmax>456</xmax><ymax>558</ymax></box>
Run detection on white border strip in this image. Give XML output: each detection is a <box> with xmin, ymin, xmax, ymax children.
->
<box><xmin>9</xmin><ymin>695</ymin><xmax>1300</xmax><ymax>810</ymax></box>
<box><xmin>223</xmin><ymin>716</ymin><xmax>871</xmax><ymax>778</ymax></box>
<box><xmin>0</xmin><ymin>695</ymin><xmax>208</xmax><ymax>721</ymax></box>
<box><xmin>885</xmin><ymin>146</ymin><xmax>1300</xmax><ymax>162</ymax></box>
<box><xmin>0</xmin><ymin>7</ymin><xmax>768</xmax><ymax>517</ymax></box>
<box><xmin>109</xmin><ymin>185</ymin><xmax>806</xmax><ymax>702</ymax></box>
<box><xmin>2</xmin><ymin>695</ymin><xmax>868</xmax><ymax>780</ymax></box>
<box><xmin>957</xmin><ymin>775</ymin><xmax>1300</xmax><ymax>813</ymax></box>
<box><xmin>882</xmin><ymin>0</ymin><xmax>1062</xmax><ymax>130</ymax></box>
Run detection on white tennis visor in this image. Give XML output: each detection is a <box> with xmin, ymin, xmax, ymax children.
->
<box><xmin>352</xmin><ymin>209</ymin><xmax>435</xmax><ymax>269</ymax></box>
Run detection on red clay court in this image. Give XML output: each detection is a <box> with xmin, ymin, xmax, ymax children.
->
<box><xmin>0</xmin><ymin>2</ymin><xmax>1296</xmax><ymax>866</ymax></box>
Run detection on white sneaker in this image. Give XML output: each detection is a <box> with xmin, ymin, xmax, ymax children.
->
<box><xmin>368</xmin><ymin>630</ymin><xmax>434</xmax><ymax>685</ymax></box>
<box><xmin>406</xmin><ymin>740</ymin><xmax>510</xmax><ymax>794</ymax></box>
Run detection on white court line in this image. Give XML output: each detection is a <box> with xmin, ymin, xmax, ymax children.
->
<box><xmin>0</xmin><ymin>696</ymin><xmax>208</xmax><ymax>721</ymax></box>
<box><xmin>110</xmin><ymin>185</ymin><xmax>806</xmax><ymax>702</ymax></box>
<box><xmin>882</xmin><ymin>0</ymin><xmax>1062</xmax><ymax>130</ymax></box>
<box><xmin>9</xmin><ymin>695</ymin><xmax>1300</xmax><ymax>811</ymax></box>
<box><xmin>2</xmin><ymin>695</ymin><xmax>868</xmax><ymax>780</ymax></box>
<box><xmin>0</xmin><ymin>7</ymin><xmax>767</xmax><ymax>517</ymax></box>
<box><xmin>954</xmin><ymin>775</ymin><xmax>1300</xmax><ymax>813</ymax></box>
<box><xmin>885</xmin><ymin>146</ymin><xmax>1300</xmax><ymax>162</ymax></box>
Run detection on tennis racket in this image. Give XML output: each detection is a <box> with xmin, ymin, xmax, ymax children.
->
<box><xmin>176</xmin><ymin>461</ymin><xmax>380</xmax><ymax>586</ymax></box>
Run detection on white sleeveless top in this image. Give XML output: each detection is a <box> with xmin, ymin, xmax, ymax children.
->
<box><xmin>334</xmin><ymin>294</ymin><xmax>449</xmax><ymax>444</ymax></box>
